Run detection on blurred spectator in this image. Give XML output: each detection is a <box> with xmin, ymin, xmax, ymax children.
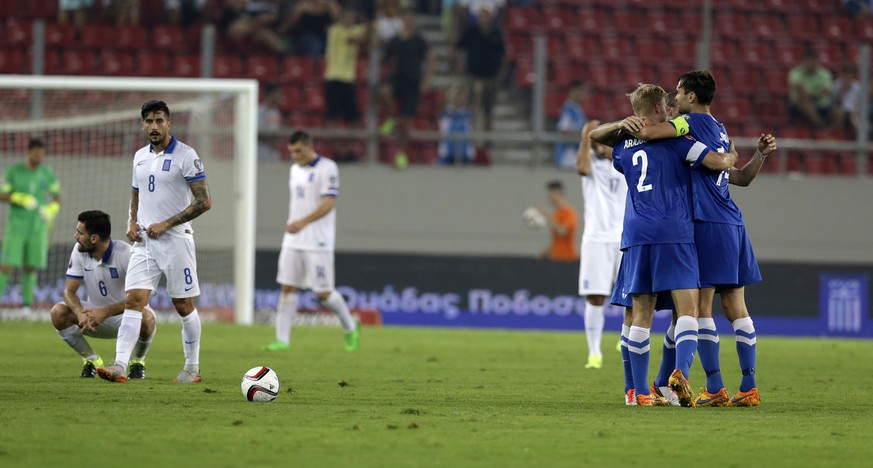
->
<box><xmin>107</xmin><ymin>0</ymin><xmax>140</xmax><ymax>24</ymax></box>
<box><xmin>166</xmin><ymin>0</ymin><xmax>207</xmax><ymax>26</ymax></box>
<box><xmin>539</xmin><ymin>180</ymin><xmax>579</xmax><ymax>262</ymax></box>
<box><xmin>437</xmin><ymin>85</ymin><xmax>475</xmax><ymax>166</ymax></box>
<box><xmin>457</xmin><ymin>0</ymin><xmax>504</xmax><ymax>34</ymax></box>
<box><xmin>287</xmin><ymin>0</ymin><xmax>341</xmax><ymax>58</ymax></box>
<box><xmin>843</xmin><ymin>0</ymin><xmax>872</xmax><ymax>16</ymax></box>
<box><xmin>258</xmin><ymin>84</ymin><xmax>283</xmax><ymax>161</ymax></box>
<box><xmin>832</xmin><ymin>64</ymin><xmax>862</xmax><ymax>136</ymax></box>
<box><xmin>379</xmin><ymin>10</ymin><xmax>435</xmax><ymax>169</ymax></box>
<box><xmin>58</xmin><ymin>0</ymin><xmax>93</xmax><ymax>29</ymax></box>
<box><xmin>789</xmin><ymin>48</ymin><xmax>834</xmax><ymax>127</ymax></box>
<box><xmin>665</xmin><ymin>91</ymin><xmax>680</xmax><ymax>119</ymax></box>
<box><xmin>221</xmin><ymin>0</ymin><xmax>289</xmax><ymax>54</ymax></box>
<box><xmin>324</xmin><ymin>8</ymin><xmax>369</xmax><ymax>159</ymax></box>
<box><xmin>374</xmin><ymin>0</ymin><xmax>404</xmax><ymax>47</ymax></box>
<box><xmin>456</xmin><ymin>3</ymin><xmax>505</xmax><ymax>134</ymax></box>
<box><xmin>554</xmin><ymin>82</ymin><xmax>587</xmax><ymax>170</ymax></box>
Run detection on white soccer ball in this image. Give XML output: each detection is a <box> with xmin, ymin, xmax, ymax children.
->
<box><xmin>522</xmin><ymin>207</ymin><xmax>547</xmax><ymax>229</ymax></box>
<box><xmin>241</xmin><ymin>366</ymin><xmax>280</xmax><ymax>402</ymax></box>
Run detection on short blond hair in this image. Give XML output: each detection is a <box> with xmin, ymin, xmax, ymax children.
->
<box><xmin>627</xmin><ymin>83</ymin><xmax>666</xmax><ymax>115</ymax></box>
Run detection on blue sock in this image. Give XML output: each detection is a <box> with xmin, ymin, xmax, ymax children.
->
<box><xmin>674</xmin><ymin>316</ymin><xmax>698</xmax><ymax>379</ymax></box>
<box><xmin>628</xmin><ymin>326</ymin><xmax>651</xmax><ymax>396</ymax></box>
<box><xmin>697</xmin><ymin>317</ymin><xmax>724</xmax><ymax>393</ymax></box>
<box><xmin>732</xmin><ymin>317</ymin><xmax>757</xmax><ymax>392</ymax></box>
<box><xmin>654</xmin><ymin>323</ymin><xmax>676</xmax><ymax>387</ymax></box>
<box><xmin>620</xmin><ymin>325</ymin><xmax>633</xmax><ymax>393</ymax></box>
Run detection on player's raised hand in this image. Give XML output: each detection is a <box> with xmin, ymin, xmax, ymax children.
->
<box><xmin>287</xmin><ymin>220</ymin><xmax>307</xmax><ymax>234</ymax></box>
<box><xmin>146</xmin><ymin>221</ymin><xmax>169</xmax><ymax>239</ymax></box>
<box><xmin>757</xmin><ymin>134</ymin><xmax>777</xmax><ymax>156</ymax></box>
<box><xmin>620</xmin><ymin>116</ymin><xmax>644</xmax><ymax>134</ymax></box>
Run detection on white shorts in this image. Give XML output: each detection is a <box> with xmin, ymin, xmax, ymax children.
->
<box><xmin>578</xmin><ymin>239</ymin><xmax>622</xmax><ymax>296</ymax></box>
<box><xmin>126</xmin><ymin>235</ymin><xmax>200</xmax><ymax>298</ymax></box>
<box><xmin>57</xmin><ymin>300</ymin><xmax>155</xmax><ymax>339</ymax></box>
<box><xmin>277</xmin><ymin>247</ymin><xmax>335</xmax><ymax>292</ymax></box>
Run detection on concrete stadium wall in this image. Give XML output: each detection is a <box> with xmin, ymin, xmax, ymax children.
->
<box><xmin>256</xmin><ymin>163</ymin><xmax>873</xmax><ymax>265</ymax></box>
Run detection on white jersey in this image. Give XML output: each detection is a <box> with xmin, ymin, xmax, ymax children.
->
<box><xmin>282</xmin><ymin>155</ymin><xmax>339</xmax><ymax>251</ymax></box>
<box><xmin>131</xmin><ymin>137</ymin><xmax>205</xmax><ymax>239</ymax></box>
<box><xmin>581</xmin><ymin>151</ymin><xmax>627</xmax><ymax>243</ymax></box>
<box><xmin>65</xmin><ymin>240</ymin><xmax>132</xmax><ymax>308</ymax></box>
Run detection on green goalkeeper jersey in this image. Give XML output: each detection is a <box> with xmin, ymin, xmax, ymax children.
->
<box><xmin>1</xmin><ymin>163</ymin><xmax>61</xmax><ymax>229</ymax></box>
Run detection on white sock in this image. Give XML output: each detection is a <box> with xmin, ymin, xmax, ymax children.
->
<box><xmin>628</xmin><ymin>326</ymin><xmax>651</xmax><ymax>352</ymax></box>
<box><xmin>698</xmin><ymin>317</ymin><xmax>719</xmax><ymax>343</ymax></box>
<box><xmin>321</xmin><ymin>290</ymin><xmax>356</xmax><ymax>333</ymax></box>
<box><xmin>131</xmin><ymin>325</ymin><xmax>155</xmax><ymax>362</ymax></box>
<box><xmin>675</xmin><ymin>315</ymin><xmax>698</xmax><ymax>345</ymax></box>
<box><xmin>115</xmin><ymin>309</ymin><xmax>143</xmax><ymax>371</ymax></box>
<box><xmin>584</xmin><ymin>303</ymin><xmax>605</xmax><ymax>358</ymax></box>
<box><xmin>58</xmin><ymin>325</ymin><xmax>98</xmax><ymax>361</ymax></box>
<box><xmin>276</xmin><ymin>292</ymin><xmax>298</xmax><ymax>345</ymax></box>
<box><xmin>181</xmin><ymin>309</ymin><xmax>201</xmax><ymax>371</ymax></box>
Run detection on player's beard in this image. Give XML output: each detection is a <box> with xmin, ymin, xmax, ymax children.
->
<box><xmin>77</xmin><ymin>242</ymin><xmax>95</xmax><ymax>253</ymax></box>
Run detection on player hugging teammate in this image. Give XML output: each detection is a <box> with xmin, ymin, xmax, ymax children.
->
<box><xmin>589</xmin><ymin>71</ymin><xmax>777</xmax><ymax>407</ymax></box>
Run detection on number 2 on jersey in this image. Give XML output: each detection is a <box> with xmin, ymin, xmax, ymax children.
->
<box><xmin>632</xmin><ymin>150</ymin><xmax>653</xmax><ymax>192</ymax></box>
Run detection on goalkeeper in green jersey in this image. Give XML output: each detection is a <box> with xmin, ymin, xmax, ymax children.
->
<box><xmin>0</xmin><ymin>138</ymin><xmax>62</xmax><ymax>311</ymax></box>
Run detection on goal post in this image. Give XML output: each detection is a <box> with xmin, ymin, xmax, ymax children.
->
<box><xmin>0</xmin><ymin>75</ymin><xmax>257</xmax><ymax>325</ymax></box>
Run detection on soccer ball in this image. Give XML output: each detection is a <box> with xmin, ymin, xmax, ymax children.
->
<box><xmin>241</xmin><ymin>366</ymin><xmax>280</xmax><ymax>402</ymax></box>
<box><xmin>521</xmin><ymin>207</ymin><xmax>547</xmax><ymax>229</ymax></box>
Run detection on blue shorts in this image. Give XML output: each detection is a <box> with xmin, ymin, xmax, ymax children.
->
<box><xmin>610</xmin><ymin>243</ymin><xmax>700</xmax><ymax>307</ymax></box>
<box><xmin>610</xmin><ymin>266</ymin><xmax>674</xmax><ymax>309</ymax></box>
<box><xmin>695</xmin><ymin>221</ymin><xmax>762</xmax><ymax>288</ymax></box>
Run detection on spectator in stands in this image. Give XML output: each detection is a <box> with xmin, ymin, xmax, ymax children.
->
<box><xmin>374</xmin><ymin>0</ymin><xmax>405</xmax><ymax>47</ymax></box>
<box><xmin>665</xmin><ymin>91</ymin><xmax>680</xmax><ymax>119</ymax></box>
<box><xmin>258</xmin><ymin>84</ymin><xmax>283</xmax><ymax>161</ymax></box>
<box><xmin>832</xmin><ymin>64</ymin><xmax>862</xmax><ymax>136</ymax></box>
<box><xmin>437</xmin><ymin>85</ymin><xmax>475</xmax><ymax>165</ymax></box>
<box><xmin>842</xmin><ymin>0</ymin><xmax>872</xmax><ymax>16</ymax></box>
<box><xmin>221</xmin><ymin>0</ymin><xmax>289</xmax><ymax>54</ymax></box>
<box><xmin>379</xmin><ymin>10</ymin><xmax>435</xmax><ymax>169</ymax></box>
<box><xmin>166</xmin><ymin>0</ymin><xmax>207</xmax><ymax>26</ymax></box>
<box><xmin>287</xmin><ymin>0</ymin><xmax>341</xmax><ymax>58</ymax></box>
<box><xmin>457</xmin><ymin>0</ymin><xmax>505</xmax><ymax>34</ymax></box>
<box><xmin>539</xmin><ymin>181</ymin><xmax>579</xmax><ymax>262</ymax></box>
<box><xmin>554</xmin><ymin>82</ymin><xmax>587</xmax><ymax>170</ymax></box>
<box><xmin>324</xmin><ymin>8</ymin><xmax>369</xmax><ymax>160</ymax></box>
<box><xmin>789</xmin><ymin>47</ymin><xmax>834</xmax><ymax>127</ymax></box>
<box><xmin>107</xmin><ymin>0</ymin><xmax>140</xmax><ymax>25</ymax></box>
<box><xmin>456</xmin><ymin>3</ymin><xmax>505</xmax><ymax>135</ymax></box>
<box><xmin>58</xmin><ymin>0</ymin><xmax>93</xmax><ymax>29</ymax></box>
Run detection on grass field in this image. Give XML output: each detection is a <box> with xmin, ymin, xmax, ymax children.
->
<box><xmin>1</xmin><ymin>321</ymin><xmax>871</xmax><ymax>467</ymax></box>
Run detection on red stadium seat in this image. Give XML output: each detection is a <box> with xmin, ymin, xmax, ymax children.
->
<box><xmin>543</xmin><ymin>8</ymin><xmax>570</xmax><ymax>32</ymax></box>
<box><xmin>577</xmin><ymin>9</ymin><xmax>606</xmax><ymax>35</ymax></box>
<box><xmin>765</xmin><ymin>0</ymin><xmax>792</xmax><ymax>12</ymax></box>
<box><xmin>0</xmin><ymin>49</ymin><xmax>25</xmax><ymax>74</ymax></box>
<box><xmin>613</xmin><ymin>9</ymin><xmax>643</xmax><ymax>31</ymax></box>
<box><xmin>506</xmin><ymin>7</ymin><xmax>540</xmax><ymax>33</ymax></box>
<box><xmin>62</xmin><ymin>50</ymin><xmax>95</xmax><ymax>75</ymax></box>
<box><xmin>5</xmin><ymin>22</ymin><xmax>33</xmax><ymax>48</ymax></box>
<box><xmin>515</xmin><ymin>59</ymin><xmax>534</xmax><ymax>88</ymax></box>
<box><xmin>80</xmin><ymin>25</ymin><xmax>113</xmax><ymax>50</ymax></box>
<box><xmin>545</xmin><ymin>92</ymin><xmax>564</xmax><ymax>119</ymax></box>
<box><xmin>44</xmin><ymin>23</ymin><xmax>75</xmax><ymax>49</ymax></box>
<box><xmin>638</xmin><ymin>41</ymin><xmax>669</xmax><ymax>65</ymax></box>
<box><xmin>647</xmin><ymin>11</ymin><xmax>673</xmax><ymax>37</ymax></box>
<box><xmin>212</xmin><ymin>55</ymin><xmax>243</xmax><ymax>78</ymax></box>
<box><xmin>586</xmin><ymin>63</ymin><xmax>618</xmax><ymax>92</ymax></box>
<box><xmin>837</xmin><ymin>153</ymin><xmax>859</xmax><ymax>176</ymax></box>
<box><xmin>173</xmin><ymin>54</ymin><xmax>201</xmax><ymax>77</ymax></box>
<box><xmin>803</xmin><ymin>153</ymin><xmax>837</xmax><ymax>175</ymax></box>
<box><xmin>153</xmin><ymin>26</ymin><xmax>187</xmax><ymax>52</ymax></box>
<box><xmin>136</xmin><ymin>52</ymin><xmax>170</xmax><ymax>77</ymax></box>
<box><xmin>858</xmin><ymin>18</ymin><xmax>873</xmax><ymax>40</ymax></box>
<box><xmin>785</xmin><ymin>15</ymin><xmax>818</xmax><ymax>39</ymax></box>
<box><xmin>781</xmin><ymin>126</ymin><xmax>812</xmax><ymax>139</ymax></box>
<box><xmin>100</xmin><ymin>51</ymin><xmax>135</xmax><ymax>76</ymax></box>
<box><xmin>774</xmin><ymin>42</ymin><xmax>803</xmax><ymax>67</ymax></box>
<box><xmin>821</xmin><ymin>17</ymin><xmax>854</xmax><ymax>40</ymax></box>
<box><xmin>762</xmin><ymin>69</ymin><xmax>788</xmax><ymax>96</ymax></box>
<box><xmin>302</xmin><ymin>84</ymin><xmax>325</xmax><ymax>114</ymax></box>
<box><xmin>550</xmin><ymin>61</ymin><xmax>576</xmax><ymax>89</ymax></box>
<box><xmin>279</xmin><ymin>85</ymin><xmax>302</xmax><ymax>112</ymax></box>
<box><xmin>281</xmin><ymin>56</ymin><xmax>314</xmax><ymax>83</ymax></box>
<box><xmin>750</xmin><ymin>15</ymin><xmax>782</xmax><ymax>38</ymax></box>
<box><xmin>115</xmin><ymin>25</ymin><xmax>147</xmax><ymax>51</ymax></box>
<box><xmin>564</xmin><ymin>35</ymin><xmax>590</xmax><ymax>61</ymax></box>
<box><xmin>505</xmin><ymin>33</ymin><xmax>532</xmax><ymax>60</ymax></box>
<box><xmin>714</xmin><ymin>13</ymin><xmax>744</xmax><ymax>39</ymax></box>
<box><xmin>246</xmin><ymin>56</ymin><xmax>279</xmax><ymax>81</ymax></box>
<box><xmin>719</xmin><ymin>97</ymin><xmax>750</xmax><ymax>122</ymax></box>
<box><xmin>737</xmin><ymin>42</ymin><xmax>772</xmax><ymax>66</ymax></box>
<box><xmin>709</xmin><ymin>41</ymin><xmax>736</xmax><ymax>66</ymax></box>
<box><xmin>815</xmin><ymin>42</ymin><xmax>843</xmax><ymax>69</ymax></box>
<box><xmin>600</xmin><ymin>38</ymin><xmax>632</xmax><ymax>63</ymax></box>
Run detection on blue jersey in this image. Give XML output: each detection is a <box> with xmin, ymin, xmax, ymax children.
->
<box><xmin>554</xmin><ymin>100</ymin><xmax>587</xmax><ymax>169</ymax></box>
<box><xmin>669</xmin><ymin>113</ymin><xmax>744</xmax><ymax>225</ymax></box>
<box><xmin>612</xmin><ymin>135</ymin><xmax>709</xmax><ymax>249</ymax></box>
<box><xmin>438</xmin><ymin>106</ymin><xmax>475</xmax><ymax>165</ymax></box>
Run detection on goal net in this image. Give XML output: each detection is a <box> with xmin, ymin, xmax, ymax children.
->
<box><xmin>0</xmin><ymin>75</ymin><xmax>257</xmax><ymax>324</ymax></box>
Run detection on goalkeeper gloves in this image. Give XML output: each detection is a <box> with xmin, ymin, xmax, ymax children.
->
<box><xmin>40</xmin><ymin>201</ymin><xmax>60</xmax><ymax>222</ymax></box>
<box><xmin>10</xmin><ymin>192</ymin><xmax>38</xmax><ymax>211</ymax></box>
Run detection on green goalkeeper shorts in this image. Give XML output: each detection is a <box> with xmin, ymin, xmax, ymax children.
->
<box><xmin>1</xmin><ymin>224</ymin><xmax>48</xmax><ymax>269</ymax></box>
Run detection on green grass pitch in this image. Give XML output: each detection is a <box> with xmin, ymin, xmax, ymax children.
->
<box><xmin>1</xmin><ymin>321</ymin><xmax>871</xmax><ymax>467</ymax></box>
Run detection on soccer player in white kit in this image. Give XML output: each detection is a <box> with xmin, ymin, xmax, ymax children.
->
<box><xmin>264</xmin><ymin>131</ymin><xmax>359</xmax><ymax>352</ymax></box>
<box><xmin>50</xmin><ymin>210</ymin><xmax>156</xmax><ymax>380</ymax></box>
<box><xmin>576</xmin><ymin>119</ymin><xmax>628</xmax><ymax>369</ymax></box>
<box><xmin>97</xmin><ymin>100</ymin><xmax>212</xmax><ymax>384</ymax></box>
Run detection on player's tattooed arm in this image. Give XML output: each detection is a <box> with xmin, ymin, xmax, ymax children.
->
<box><xmin>730</xmin><ymin>135</ymin><xmax>777</xmax><ymax>187</ymax></box>
<box><xmin>127</xmin><ymin>189</ymin><xmax>141</xmax><ymax>242</ymax></box>
<box><xmin>168</xmin><ymin>179</ymin><xmax>213</xmax><ymax>227</ymax></box>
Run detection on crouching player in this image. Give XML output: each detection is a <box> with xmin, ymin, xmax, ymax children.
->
<box><xmin>51</xmin><ymin>211</ymin><xmax>155</xmax><ymax>379</ymax></box>
<box><xmin>592</xmin><ymin>83</ymin><xmax>736</xmax><ymax>406</ymax></box>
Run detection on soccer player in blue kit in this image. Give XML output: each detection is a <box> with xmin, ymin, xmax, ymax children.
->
<box><xmin>634</xmin><ymin>70</ymin><xmax>777</xmax><ymax>406</ymax></box>
<box><xmin>590</xmin><ymin>83</ymin><xmax>736</xmax><ymax>406</ymax></box>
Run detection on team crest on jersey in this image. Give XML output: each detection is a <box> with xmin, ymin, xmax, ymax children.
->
<box><xmin>194</xmin><ymin>159</ymin><xmax>202</xmax><ymax>171</ymax></box>
<box><xmin>162</xmin><ymin>159</ymin><xmax>172</xmax><ymax>171</ymax></box>
<box><xmin>109</xmin><ymin>267</ymin><xmax>119</xmax><ymax>279</ymax></box>
<box><xmin>309</xmin><ymin>173</ymin><xmax>315</xmax><ymax>182</ymax></box>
